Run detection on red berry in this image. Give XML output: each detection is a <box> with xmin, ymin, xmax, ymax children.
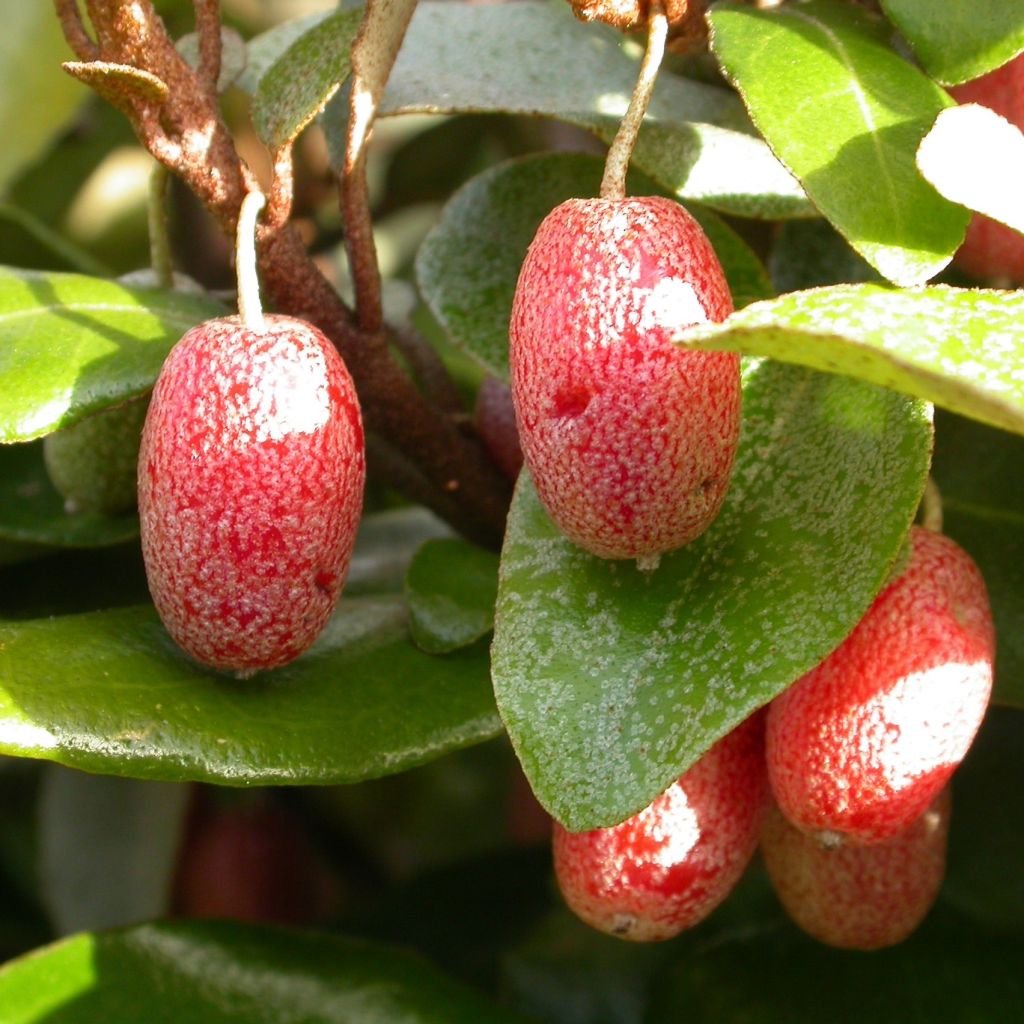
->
<box><xmin>761</xmin><ymin>789</ymin><xmax>950</xmax><ymax>950</ymax></box>
<box><xmin>553</xmin><ymin>715</ymin><xmax>767</xmax><ymax>941</ymax></box>
<box><xmin>509</xmin><ymin>196</ymin><xmax>740</xmax><ymax>565</ymax></box>
<box><xmin>949</xmin><ymin>55</ymin><xmax>1024</xmax><ymax>285</ymax></box>
<box><xmin>139</xmin><ymin>314</ymin><xmax>365</xmax><ymax>674</ymax></box>
<box><xmin>474</xmin><ymin>376</ymin><xmax>524</xmax><ymax>481</ymax></box>
<box><xmin>767</xmin><ymin>526</ymin><xmax>994</xmax><ymax>846</ymax></box>
<box><xmin>174</xmin><ymin>796</ymin><xmax>339</xmax><ymax>925</ymax></box>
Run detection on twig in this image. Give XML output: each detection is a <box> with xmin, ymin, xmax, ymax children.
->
<box><xmin>391</xmin><ymin>322</ymin><xmax>465</xmax><ymax>415</ymax></box>
<box><xmin>148</xmin><ymin>163</ymin><xmax>174</xmax><ymax>287</ymax></box>
<box><xmin>266</xmin><ymin>144</ymin><xmax>295</xmax><ymax>232</ymax></box>
<box><xmin>56</xmin><ymin>0</ymin><xmax>511</xmax><ymax>547</ymax></box>
<box><xmin>193</xmin><ymin>0</ymin><xmax>222</xmax><ymax>96</ymax></box>
<box><xmin>600</xmin><ymin>1</ymin><xmax>669</xmax><ymax>200</ymax></box>
<box><xmin>55</xmin><ymin>0</ymin><xmax>99</xmax><ymax>60</ymax></box>
<box><xmin>920</xmin><ymin>477</ymin><xmax>943</xmax><ymax>534</ymax></box>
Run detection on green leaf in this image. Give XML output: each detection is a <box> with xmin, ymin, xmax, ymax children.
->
<box><xmin>405</xmin><ymin>538</ymin><xmax>499</xmax><ymax>653</ymax></box>
<box><xmin>0</xmin><ymin>596</ymin><xmax>501</xmax><ymax>785</ymax></box>
<box><xmin>39</xmin><ymin>768</ymin><xmax>189</xmax><ymax>934</ymax></box>
<box><xmin>710</xmin><ymin>0</ymin><xmax>969</xmax><ymax>285</ymax></box>
<box><xmin>251</xmin><ymin>8</ymin><xmax>363</xmax><ymax>151</ymax></box>
<box><xmin>0</xmin><ymin>920</ymin><xmax>530</xmax><ymax>1023</ymax></box>
<box><xmin>334</xmin><ymin>0</ymin><xmax>810</xmax><ymax>219</ymax></box>
<box><xmin>682</xmin><ymin>284</ymin><xmax>1024</xmax><ymax>437</ymax></box>
<box><xmin>770</xmin><ymin>219</ymin><xmax>882</xmax><ymax>294</ymax></box>
<box><xmin>492</xmin><ymin>361</ymin><xmax>931</xmax><ymax>831</ymax></box>
<box><xmin>646</xmin><ymin>910</ymin><xmax>1024</xmax><ymax>1021</ymax></box>
<box><xmin>880</xmin><ymin>0</ymin><xmax>1024</xmax><ymax>85</ymax></box>
<box><xmin>416</xmin><ymin>152</ymin><xmax>772</xmax><ymax>381</ymax></box>
<box><xmin>176</xmin><ymin>27</ymin><xmax>248</xmax><ymax>93</ymax></box>
<box><xmin>0</xmin><ymin>266</ymin><xmax>226</xmax><ymax>442</ymax></box>
<box><xmin>932</xmin><ymin>410</ymin><xmax>1024</xmax><ymax>709</ymax></box>
<box><xmin>0</xmin><ymin>3</ymin><xmax>86</xmax><ymax>193</ymax></box>
<box><xmin>348</xmin><ymin>506</ymin><xmax>453</xmax><ymax>595</ymax></box>
<box><xmin>238</xmin><ymin>11</ymin><xmax>331</xmax><ymax>93</ymax></box>
<box><xmin>0</xmin><ymin>441</ymin><xmax>138</xmax><ymax>547</ymax></box>
<box><xmin>918</xmin><ymin>104</ymin><xmax>1024</xmax><ymax>233</ymax></box>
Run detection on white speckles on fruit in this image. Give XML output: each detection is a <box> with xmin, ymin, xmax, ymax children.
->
<box><xmin>766</xmin><ymin>526</ymin><xmax>994</xmax><ymax>845</ymax></box>
<box><xmin>139</xmin><ymin>314</ymin><xmax>365</xmax><ymax>674</ymax></box>
<box><xmin>553</xmin><ymin>714</ymin><xmax>767</xmax><ymax>941</ymax></box>
<box><xmin>761</xmin><ymin>790</ymin><xmax>950</xmax><ymax>950</ymax></box>
<box><xmin>509</xmin><ymin>196</ymin><xmax>740</xmax><ymax>561</ymax></box>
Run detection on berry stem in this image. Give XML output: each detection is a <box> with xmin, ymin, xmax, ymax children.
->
<box><xmin>599</xmin><ymin>2</ymin><xmax>669</xmax><ymax>200</ymax></box>
<box><xmin>921</xmin><ymin>476</ymin><xmax>944</xmax><ymax>534</ymax></box>
<box><xmin>147</xmin><ymin>162</ymin><xmax>174</xmax><ymax>289</ymax></box>
<box><xmin>236</xmin><ymin>188</ymin><xmax>267</xmax><ymax>332</ymax></box>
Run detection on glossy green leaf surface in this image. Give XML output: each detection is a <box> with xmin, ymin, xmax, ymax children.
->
<box><xmin>918</xmin><ymin>104</ymin><xmax>1024</xmax><ymax>234</ymax></box>
<box><xmin>0</xmin><ymin>267</ymin><xmax>226</xmax><ymax>442</ymax></box>
<box><xmin>359</xmin><ymin>1</ymin><xmax>809</xmax><ymax>219</ymax></box>
<box><xmin>0</xmin><ymin>596</ymin><xmax>501</xmax><ymax>785</ymax></box>
<box><xmin>932</xmin><ymin>411</ymin><xmax>1024</xmax><ymax>708</ymax></box>
<box><xmin>880</xmin><ymin>0</ymin><xmax>1024</xmax><ymax>85</ymax></box>
<box><xmin>0</xmin><ymin>920</ymin><xmax>530</xmax><ymax>1023</ymax></box>
<box><xmin>0</xmin><ymin>441</ymin><xmax>138</xmax><ymax>546</ymax></box>
<box><xmin>0</xmin><ymin>3</ymin><xmax>86</xmax><ymax>192</ymax></box>
<box><xmin>405</xmin><ymin>538</ymin><xmax>499</xmax><ymax>653</ymax></box>
<box><xmin>683</xmin><ymin>284</ymin><xmax>1024</xmax><ymax>437</ymax></box>
<box><xmin>252</xmin><ymin>8</ymin><xmax>362</xmax><ymax>150</ymax></box>
<box><xmin>646</xmin><ymin>911</ymin><xmax>1024</xmax><ymax>1021</ymax></box>
<box><xmin>416</xmin><ymin>152</ymin><xmax>772</xmax><ymax>380</ymax></box>
<box><xmin>39</xmin><ymin>768</ymin><xmax>189</xmax><ymax>935</ymax></box>
<box><xmin>710</xmin><ymin>0</ymin><xmax>968</xmax><ymax>285</ymax></box>
<box><xmin>492</xmin><ymin>361</ymin><xmax>931</xmax><ymax>830</ymax></box>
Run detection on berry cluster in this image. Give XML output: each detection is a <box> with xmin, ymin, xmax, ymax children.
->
<box><xmin>553</xmin><ymin>527</ymin><xmax>994</xmax><ymax>949</ymax></box>
<box><xmin>508</xmin><ymin>187</ymin><xmax>996</xmax><ymax>951</ymax></box>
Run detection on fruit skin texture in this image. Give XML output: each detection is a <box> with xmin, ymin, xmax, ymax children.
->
<box><xmin>553</xmin><ymin>714</ymin><xmax>767</xmax><ymax>941</ymax></box>
<box><xmin>949</xmin><ymin>55</ymin><xmax>1024</xmax><ymax>285</ymax></box>
<box><xmin>761</xmin><ymin>789</ymin><xmax>950</xmax><ymax>951</ymax></box>
<box><xmin>766</xmin><ymin>526</ymin><xmax>994</xmax><ymax>846</ymax></box>
<box><xmin>44</xmin><ymin>396</ymin><xmax>149</xmax><ymax>515</ymax></box>
<box><xmin>139</xmin><ymin>314</ymin><xmax>365</xmax><ymax>674</ymax></box>
<box><xmin>509</xmin><ymin>196</ymin><xmax>739</xmax><ymax>563</ymax></box>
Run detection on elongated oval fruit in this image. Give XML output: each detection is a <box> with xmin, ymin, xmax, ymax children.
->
<box><xmin>767</xmin><ymin>526</ymin><xmax>994</xmax><ymax>845</ymax></box>
<box><xmin>761</xmin><ymin>790</ymin><xmax>950</xmax><ymax>950</ymax></box>
<box><xmin>509</xmin><ymin>196</ymin><xmax>740</xmax><ymax>565</ymax></box>
<box><xmin>949</xmin><ymin>54</ymin><xmax>1024</xmax><ymax>285</ymax></box>
<box><xmin>139</xmin><ymin>314</ymin><xmax>365</xmax><ymax>675</ymax></box>
<box><xmin>553</xmin><ymin>715</ymin><xmax>767</xmax><ymax>941</ymax></box>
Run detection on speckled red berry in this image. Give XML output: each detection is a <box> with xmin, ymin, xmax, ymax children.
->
<box><xmin>139</xmin><ymin>314</ymin><xmax>365</xmax><ymax>675</ymax></box>
<box><xmin>761</xmin><ymin>789</ymin><xmax>950</xmax><ymax>950</ymax></box>
<box><xmin>767</xmin><ymin>526</ymin><xmax>994</xmax><ymax>846</ymax></box>
<box><xmin>949</xmin><ymin>54</ymin><xmax>1024</xmax><ymax>285</ymax></box>
<box><xmin>509</xmin><ymin>196</ymin><xmax>739</xmax><ymax>565</ymax></box>
<box><xmin>553</xmin><ymin>715</ymin><xmax>767</xmax><ymax>941</ymax></box>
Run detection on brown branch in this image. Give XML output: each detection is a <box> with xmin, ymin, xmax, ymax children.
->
<box><xmin>56</xmin><ymin>0</ymin><xmax>511</xmax><ymax>548</ymax></box>
<box><xmin>55</xmin><ymin>0</ymin><xmax>99</xmax><ymax>60</ymax></box>
<box><xmin>193</xmin><ymin>0</ymin><xmax>222</xmax><ymax>96</ymax></box>
<box><xmin>391</xmin><ymin>322</ymin><xmax>465</xmax><ymax>416</ymax></box>
<box><xmin>266</xmin><ymin>144</ymin><xmax>295</xmax><ymax>232</ymax></box>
